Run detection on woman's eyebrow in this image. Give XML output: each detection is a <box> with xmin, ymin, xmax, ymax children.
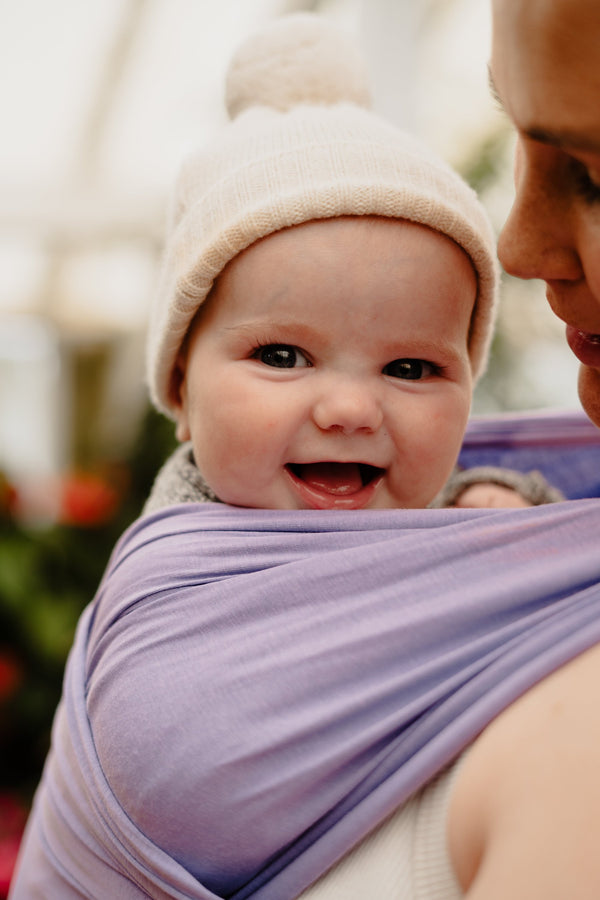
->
<box><xmin>487</xmin><ymin>67</ymin><xmax>504</xmax><ymax>111</ymax></box>
<box><xmin>488</xmin><ymin>65</ymin><xmax>600</xmax><ymax>154</ymax></box>
<box><xmin>525</xmin><ymin>126</ymin><xmax>600</xmax><ymax>154</ymax></box>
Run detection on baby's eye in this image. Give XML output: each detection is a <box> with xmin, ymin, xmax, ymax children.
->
<box><xmin>253</xmin><ymin>344</ymin><xmax>311</xmax><ymax>368</ymax></box>
<box><xmin>383</xmin><ymin>358</ymin><xmax>435</xmax><ymax>380</ymax></box>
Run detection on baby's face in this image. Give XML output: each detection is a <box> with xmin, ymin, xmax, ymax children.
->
<box><xmin>173</xmin><ymin>216</ymin><xmax>475</xmax><ymax>510</ymax></box>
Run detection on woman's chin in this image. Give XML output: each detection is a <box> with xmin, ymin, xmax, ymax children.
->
<box><xmin>578</xmin><ymin>364</ymin><xmax>600</xmax><ymax>428</ymax></box>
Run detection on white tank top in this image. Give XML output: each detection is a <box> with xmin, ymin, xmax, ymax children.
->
<box><xmin>299</xmin><ymin>756</ymin><xmax>464</xmax><ymax>900</ymax></box>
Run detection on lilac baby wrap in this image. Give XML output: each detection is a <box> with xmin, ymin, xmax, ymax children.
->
<box><xmin>10</xmin><ymin>413</ymin><xmax>600</xmax><ymax>900</ymax></box>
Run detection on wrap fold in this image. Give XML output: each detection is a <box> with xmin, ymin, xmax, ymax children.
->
<box><xmin>11</xmin><ymin>490</ymin><xmax>600</xmax><ymax>899</ymax></box>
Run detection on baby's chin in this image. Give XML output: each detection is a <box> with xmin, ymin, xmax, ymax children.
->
<box><xmin>578</xmin><ymin>365</ymin><xmax>600</xmax><ymax>429</ymax></box>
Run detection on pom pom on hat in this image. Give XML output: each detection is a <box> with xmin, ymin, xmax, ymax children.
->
<box><xmin>147</xmin><ymin>12</ymin><xmax>499</xmax><ymax>419</ymax></box>
<box><xmin>225</xmin><ymin>13</ymin><xmax>372</xmax><ymax>118</ymax></box>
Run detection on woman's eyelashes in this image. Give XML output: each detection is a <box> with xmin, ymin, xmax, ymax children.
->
<box><xmin>383</xmin><ymin>358</ymin><xmax>438</xmax><ymax>380</ymax></box>
<box><xmin>570</xmin><ymin>158</ymin><xmax>600</xmax><ymax>205</ymax></box>
<box><xmin>253</xmin><ymin>343</ymin><xmax>312</xmax><ymax>368</ymax></box>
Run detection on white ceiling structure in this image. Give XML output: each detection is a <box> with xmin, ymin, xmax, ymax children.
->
<box><xmin>0</xmin><ymin>0</ymin><xmax>501</xmax><ymax>324</ymax></box>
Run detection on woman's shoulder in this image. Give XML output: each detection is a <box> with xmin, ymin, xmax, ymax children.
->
<box><xmin>448</xmin><ymin>639</ymin><xmax>600</xmax><ymax>898</ymax></box>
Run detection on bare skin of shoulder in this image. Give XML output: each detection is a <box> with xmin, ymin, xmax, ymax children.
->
<box><xmin>448</xmin><ymin>640</ymin><xmax>600</xmax><ymax>899</ymax></box>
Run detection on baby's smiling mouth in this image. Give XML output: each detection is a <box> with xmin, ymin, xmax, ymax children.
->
<box><xmin>287</xmin><ymin>462</ymin><xmax>384</xmax><ymax>496</ymax></box>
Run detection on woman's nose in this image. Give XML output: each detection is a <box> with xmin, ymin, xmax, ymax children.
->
<box><xmin>312</xmin><ymin>380</ymin><xmax>384</xmax><ymax>435</ymax></box>
<box><xmin>498</xmin><ymin>197</ymin><xmax>582</xmax><ymax>283</ymax></box>
<box><xmin>498</xmin><ymin>144</ymin><xmax>583</xmax><ymax>283</ymax></box>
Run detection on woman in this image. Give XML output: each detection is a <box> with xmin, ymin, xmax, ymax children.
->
<box><xmin>491</xmin><ymin>0</ymin><xmax>600</xmax><ymax>427</ymax></box>
<box><xmin>440</xmin><ymin>2</ymin><xmax>600</xmax><ymax>896</ymax></box>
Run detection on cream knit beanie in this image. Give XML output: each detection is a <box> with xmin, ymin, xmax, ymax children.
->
<box><xmin>147</xmin><ymin>13</ymin><xmax>499</xmax><ymax>418</ymax></box>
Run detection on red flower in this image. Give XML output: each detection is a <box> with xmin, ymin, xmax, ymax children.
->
<box><xmin>0</xmin><ymin>794</ymin><xmax>27</xmax><ymax>898</ymax></box>
<box><xmin>0</xmin><ymin>474</ymin><xmax>17</xmax><ymax>519</ymax></box>
<box><xmin>0</xmin><ymin>835</ymin><xmax>22</xmax><ymax>897</ymax></box>
<box><xmin>59</xmin><ymin>471</ymin><xmax>120</xmax><ymax>527</ymax></box>
<box><xmin>0</xmin><ymin>654</ymin><xmax>21</xmax><ymax>703</ymax></box>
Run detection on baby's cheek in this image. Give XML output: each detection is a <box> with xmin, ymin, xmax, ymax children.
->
<box><xmin>210</xmin><ymin>404</ymin><xmax>270</xmax><ymax>471</ymax></box>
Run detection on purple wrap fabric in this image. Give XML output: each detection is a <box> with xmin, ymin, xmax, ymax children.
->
<box><xmin>10</xmin><ymin>495</ymin><xmax>600</xmax><ymax>899</ymax></box>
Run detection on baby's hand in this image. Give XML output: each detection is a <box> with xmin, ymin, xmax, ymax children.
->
<box><xmin>450</xmin><ymin>483</ymin><xmax>532</xmax><ymax>509</ymax></box>
<box><xmin>434</xmin><ymin>466</ymin><xmax>565</xmax><ymax>509</ymax></box>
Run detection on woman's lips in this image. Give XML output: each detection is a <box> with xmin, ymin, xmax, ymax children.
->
<box><xmin>566</xmin><ymin>325</ymin><xmax>600</xmax><ymax>368</ymax></box>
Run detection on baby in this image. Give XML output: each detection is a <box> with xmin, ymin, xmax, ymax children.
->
<box><xmin>144</xmin><ymin>13</ymin><xmax>560</xmax><ymax>516</ymax></box>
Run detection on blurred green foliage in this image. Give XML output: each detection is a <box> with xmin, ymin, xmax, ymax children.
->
<box><xmin>0</xmin><ymin>406</ymin><xmax>177</xmax><ymax>802</ymax></box>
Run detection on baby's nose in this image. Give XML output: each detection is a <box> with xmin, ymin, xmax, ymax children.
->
<box><xmin>312</xmin><ymin>380</ymin><xmax>383</xmax><ymax>434</ymax></box>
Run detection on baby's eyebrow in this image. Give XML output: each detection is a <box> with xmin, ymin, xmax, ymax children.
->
<box><xmin>222</xmin><ymin>321</ymin><xmax>297</xmax><ymax>335</ymax></box>
<box><xmin>221</xmin><ymin>320</ymin><xmax>320</xmax><ymax>345</ymax></box>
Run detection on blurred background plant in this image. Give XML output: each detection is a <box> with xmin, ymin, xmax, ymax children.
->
<box><xmin>1</xmin><ymin>406</ymin><xmax>176</xmax><ymax>774</ymax></box>
<box><xmin>0</xmin><ymin>0</ymin><xmax>583</xmax><ymax>890</ymax></box>
<box><xmin>0</xmin><ymin>407</ymin><xmax>176</xmax><ymax>892</ymax></box>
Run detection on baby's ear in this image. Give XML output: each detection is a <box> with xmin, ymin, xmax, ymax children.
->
<box><xmin>169</xmin><ymin>353</ymin><xmax>191</xmax><ymax>443</ymax></box>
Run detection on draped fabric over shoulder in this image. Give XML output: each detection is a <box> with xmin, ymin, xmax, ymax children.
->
<box><xmin>10</xmin><ymin>413</ymin><xmax>600</xmax><ymax>900</ymax></box>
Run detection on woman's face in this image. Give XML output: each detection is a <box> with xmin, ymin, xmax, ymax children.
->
<box><xmin>490</xmin><ymin>0</ymin><xmax>600</xmax><ymax>425</ymax></box>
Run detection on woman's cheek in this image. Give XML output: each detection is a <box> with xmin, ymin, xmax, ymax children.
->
<box><xmin>578</xmin><ymin>365</ymin><xmax>600</xmax><ymax>428</ymax></box>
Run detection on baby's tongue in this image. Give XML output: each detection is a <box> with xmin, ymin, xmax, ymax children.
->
<box><xmin>299</xmin><ymin>462</ymin><xmax>363</xmax><ymax>495</ymax></box>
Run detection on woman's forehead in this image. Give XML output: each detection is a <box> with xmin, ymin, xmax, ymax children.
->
<box><xmin>490</xmin><ymin>0</ymin><xmax>600</xmax><ymax>143</ymax></box>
